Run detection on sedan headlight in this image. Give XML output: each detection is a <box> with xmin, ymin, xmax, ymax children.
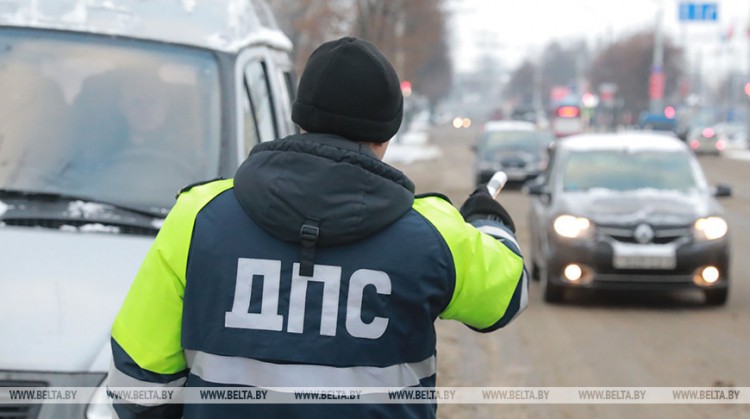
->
<box><xmin>694</xmin><ymin>216</ymin><xmax>728</xmax><ymax>240</ymax></box>
<box><xmin>553</xmin><ymin>215</ymin><xmax>592</xmax><ymax>239</ymax></box>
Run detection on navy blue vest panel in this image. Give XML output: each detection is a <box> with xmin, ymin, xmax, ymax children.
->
<box><xmin>182</xmin><ymin>189</ymin><xmax>456</xmax><ymax>368</ymax></box>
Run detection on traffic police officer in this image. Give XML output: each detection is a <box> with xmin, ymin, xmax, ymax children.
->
<box><xmin>109</xmin><ymin>36</ymin><xmax>528</xmax><ymax>418</ymax></box>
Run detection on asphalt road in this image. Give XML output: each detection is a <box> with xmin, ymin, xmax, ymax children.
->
<box><xmin>389</xmin><ymin>125</ymin><xmax>750</xmax><ymax>419</ymax></box>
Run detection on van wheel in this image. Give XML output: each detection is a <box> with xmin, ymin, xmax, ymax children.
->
<box><xmin>704</xmin><ymin>288</ymin><xmax>728</xmax><ymax>306</ymax></box>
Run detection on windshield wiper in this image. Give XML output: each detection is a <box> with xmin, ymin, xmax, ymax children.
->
<box><xmin>0</xmin><ymin>189</ymin><xmax>168</xmax><ymax>219</ymax></box>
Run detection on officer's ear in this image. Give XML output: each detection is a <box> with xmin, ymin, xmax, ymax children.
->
<box><xmin>368</xmin><ymin>141</ymin><xmax>389</xmax><ymax>160</ymax></box>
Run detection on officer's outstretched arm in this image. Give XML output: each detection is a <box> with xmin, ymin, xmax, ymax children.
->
<box><xmin>109</xmin><ymin>179</ymin><xmax>234</xmax><ymax>418</ymax></box>
<box><xmin>414</xmin><ymin>194</ymin><xmax>528</xmax><ymax>331</ymax></box>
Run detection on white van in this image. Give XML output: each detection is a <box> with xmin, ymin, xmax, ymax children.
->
<box><xmin>0</xmin><ymin>1</ymin><xmax>295</xmax><ymax>417</ymax></box>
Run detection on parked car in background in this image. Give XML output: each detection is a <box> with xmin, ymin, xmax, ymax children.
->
<box><xmin>525</xmin><ymin>132</ymin><xmax>731</xmax><ymax>305</ymax></box>
<box><xmin>687</xmin><ymin>126</ymin><xmax>725</xmax><ymax>155</ymax></box>
<box><xmin>550</xmin><ymin>102</ymin><xmax>584</xmax><ymax>138</ymax></box>
<box><xmin>713</xmin><ymin>122</ymin><xmax>747</xmax><ymax>151</ymax></box>
<box><xmin>510</xmin><ymin>105</ymin><xmax>549</xmax><ymax>129</ymax></box>
<box><xmin>0</xmin><ymin>0</ymin><xmax>295</xmax><ymax>417</ymax></box>
<box><xmin>473</xmin><ymin>120</ymin><xmax>550</xmax><ymax>187</ymax></box>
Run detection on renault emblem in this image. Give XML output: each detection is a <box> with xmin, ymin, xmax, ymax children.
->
<box><xmin>634</xmin><ymin>223</ymin><xmax>655</xmax><ymax>244</ymax></box>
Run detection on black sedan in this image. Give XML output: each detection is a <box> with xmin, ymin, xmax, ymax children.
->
<box><xmin>525</xmin><ymin>132</ymin><xmax>731</xmax><ymax>305</ymax></box>
<box><xmin>473</xmin><ymin>121</ymin><xmax>550</xmax><ymax>187</ymax></box>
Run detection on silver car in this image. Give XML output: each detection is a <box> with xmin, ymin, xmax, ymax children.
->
<box><xmin>687</xmin><ymin>126</ymin><xmax>725</xmax><ymax>155</ymax></box>
<box><xmin>0</xmin><ymin>1</ymin><xmax>295</xmax><ymax>417</ymax></box>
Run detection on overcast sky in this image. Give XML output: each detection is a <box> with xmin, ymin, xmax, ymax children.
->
<box><xmin>448</xmin><ymin>0</ymin><xmax>750</xmax><ymax>76</ymax></box>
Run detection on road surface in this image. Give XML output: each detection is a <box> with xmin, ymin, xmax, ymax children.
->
<box><xmin>388</xmin><ymin>125</ymin><xmax>750</xmax><ymax>419</ymax></box>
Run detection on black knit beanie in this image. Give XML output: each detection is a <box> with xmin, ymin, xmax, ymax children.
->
<box><xmin>292</xmin><ymin>36</ymin><xmax>403</xmax><ymax>143</ymax></box>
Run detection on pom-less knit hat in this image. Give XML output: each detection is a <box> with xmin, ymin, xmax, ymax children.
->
<box><xmin>292</xmin><ymin>36</ymin><xmax>403</xmax><ymax>143</ymax></box>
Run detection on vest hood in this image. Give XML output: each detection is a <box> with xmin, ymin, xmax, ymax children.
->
<box><xmin>233</xmin><ymin>133</ymin><xmax>415</xmax><ymax>246</ymax></box>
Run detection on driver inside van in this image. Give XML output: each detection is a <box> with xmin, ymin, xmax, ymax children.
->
<box><xmin>118</xmin><ymin>75</ymin><xmax>172</xmax><ymax>147</ymax></box>
<box><xmin>68</xmin><ymin>67</ymin><xmax>202</xmax><ymax>208</ymax></box>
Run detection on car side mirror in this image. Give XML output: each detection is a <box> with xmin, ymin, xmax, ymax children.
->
<box><xmin>523</xmin><ymin>180</ymin><xmax>547</xmax><ymax>196</ymax></box>
<box><xmin>713</xmin><ymin>184</ymin><xmax>732</xmax><ymax>198</ymax></box>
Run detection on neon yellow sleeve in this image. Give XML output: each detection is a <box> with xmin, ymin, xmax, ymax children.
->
<box><xmin>111</xmin><ymin>179</ymin><xmax>234</xmax><ymax>374</ymax></box>
<box><xmin>413</xmin><ymin>196</ymin><xmax>524</xmax><ymax>330</ymax></box>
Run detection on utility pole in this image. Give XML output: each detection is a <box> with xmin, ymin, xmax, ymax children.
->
<box><xmin>532</xmin><ymin>51</ymin><xmax>543</xmax><ymax>120</ymax></box>
<box><xmin>649</xmin><ymin>1</ymin><xmax>665</xmax><ymax>114</ymax></box>
<box><xmin>747</xmin><ymin>1</ymin><xmax>750</xmax><ymax>147</ymax></box>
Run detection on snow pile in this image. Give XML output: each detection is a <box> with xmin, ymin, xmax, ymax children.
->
<box><xmin>67</xmin><ymin>200</ymin><xmax>109</xmax><ymax>219</ymax></box>
<box><xmin>384</xmin><ymin>122</ymin><xmax>442</xmax><ymax>165</ymax></box>
<box><xmin>59</xmin><ymin>223</ymin><xmax>121</xmax><ymax>234</ymax></box>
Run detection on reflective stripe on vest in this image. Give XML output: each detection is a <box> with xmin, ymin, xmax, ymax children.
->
<box><xmin>186</xmin><ymin>350</ymin><xmax>436</xmax><ymax>389</ymax></box>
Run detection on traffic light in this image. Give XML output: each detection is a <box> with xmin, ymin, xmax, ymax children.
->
<box><xmin>400</xmin><ymin>80</ymin><xmax>412</xmax><ymax>97</ymax></box>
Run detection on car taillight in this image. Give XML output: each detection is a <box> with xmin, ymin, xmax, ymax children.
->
<box><xmin>690</xmin><ymin>140</ymin><xmax>700</xmax><ymax>149</ymax></box>
<box><xmin>702</xmin><ymin>127</ymin><xmax>715</xmax><ymax>138</ymax></box>
<box><xmin>556</xmin><ymin>106</ymin><xmax>579</xmax><ymax>118</ymax></box>
<box><xmin>716</xmin><ymin>140</ymin><xmax>726</xmax><ymax>151</ymax></box>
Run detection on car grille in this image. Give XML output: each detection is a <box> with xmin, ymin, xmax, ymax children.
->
<box><xmin>598</xmin><ymin>224</ymin><xmax>691</xmax><ymax>244</ymax></box>
<box><xmin>0</xmin><ymin>380</ymin><xmax>47</xmax><ymax>419</ymax></box>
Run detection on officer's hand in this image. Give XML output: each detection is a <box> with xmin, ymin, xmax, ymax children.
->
<box><xmin>459</xmin><ymin>186</ymin><xmax>516</xmax><ymax>233</ymax></box>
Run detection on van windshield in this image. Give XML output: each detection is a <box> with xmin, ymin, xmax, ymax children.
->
<box><xmin>0</xmin><ymin>29</ymin><xmax>221</xmax><ymax>211</ymax></box>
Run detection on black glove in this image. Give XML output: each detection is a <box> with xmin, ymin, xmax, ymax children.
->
<box><xmin>459</xmin><ymin>187</ymin><xmax>516</xmax><ymax>233</ymax></box>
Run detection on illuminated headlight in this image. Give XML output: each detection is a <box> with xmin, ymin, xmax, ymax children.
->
<box><xmin>553</xmin><ymin>215</ymin><xmax>592</xmax><ymax>239</ymax></box>
<box><xmin>694</xmin><ymin>216</ymin><xmax>728</xmax><ymax>240</ymax></box>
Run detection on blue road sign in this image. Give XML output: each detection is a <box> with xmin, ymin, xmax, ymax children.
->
<box><xmin>679</xmin><ymin>2</ymin><xmax>718</xmax><ymax>21</ymax></box>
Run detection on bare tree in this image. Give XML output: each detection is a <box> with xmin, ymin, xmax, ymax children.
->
<box><xmin>269</xmin><ymin>0</ymin><xmax>453</xmax><ymax>106</ymax></box>
<box><xmin>588</xmin><ymin>30</ymin><xmax>683</xmax><ymax>116</ymax></box>
<box><xmin>266</xmin><ymin>0</ymin><xmax>351</xmax><ymax>75</ymax></box>
<box><xmin>400</xmin><ymin>0</ymin><xmax>452</xmax><ymax>104</ymax></box>
<box><xmin>505</xmin><ymin>60</ymin><xmax>536</xmax><ymax>106</ymax></box>
<box><xmin>540</xmin><ymin>40</ymin><xmax>587</xmax><ymax>107</ymax></box>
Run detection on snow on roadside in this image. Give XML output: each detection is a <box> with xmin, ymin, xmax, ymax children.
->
<box><xmin>384</xmin><ymin>124</ymin><xmax>442</xmax><ymax>165</ymax></box>
<box><xmin>725</xmin><ymin>149</ymin><xmax>750</xmax><ymax>161</ymax></box>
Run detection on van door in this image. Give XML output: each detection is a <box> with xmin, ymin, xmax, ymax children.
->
<box><xmin>266</xmin><ymin>49</ymin><xmax>297</xmax><ymax>137</ymax></box>
<box><xmin>236</xmin><ymin>50</ymin><xmax>279</xmax><ymax>162</ymax></box>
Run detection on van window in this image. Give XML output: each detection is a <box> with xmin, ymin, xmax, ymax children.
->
<box><xmin>0</xmin><ymin>29</ymin><xmax>221</xmax><ymax>211</ymax></box>
<box><xmin>270</xmin><ymin>69</ymin><xmax>296</xmax><ymax>135</ymax></box>
<box><xmin>283</xmin><ymin>71</ymin><xmax>296</xmax><ymax>101</ymax></box>
<box><xmin>241</xmin><ymin>80</ymin><xmax>260</xmax><ymax>153</ymax></box>
<box><xmin>243</xmin><ymin>61</ymin><xmax>277</xmax><ymax>151</ymax></box>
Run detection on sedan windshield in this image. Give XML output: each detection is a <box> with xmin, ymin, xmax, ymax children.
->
<box><xmin>562</xmin><ymin>149</ymin><xmax>700</xmax><ymax>192</ymax></box>
<box><xmin>481</xmin><ymin>131</ymin><xmax>542</xmax><ymax>155</ymax></box>
<box><xmin>0</xmin><ymin>29</ymin><xmax>221</xmax><ymax>211</ymax></box>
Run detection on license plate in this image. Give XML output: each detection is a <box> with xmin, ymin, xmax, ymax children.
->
<box><xmin>612</xmin><ymin>242</ymin><xmax>676</xmax><ymax>270</ymax></box>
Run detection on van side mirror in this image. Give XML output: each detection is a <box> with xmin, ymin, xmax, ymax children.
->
<box><xmin>713</xmin><ymin>184</ymin><xmax>732</xmax><ymax>198</ymax></box>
